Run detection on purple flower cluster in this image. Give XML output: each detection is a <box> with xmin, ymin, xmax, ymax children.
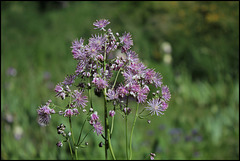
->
<box><xmin>64</xmin><ymin>108</ymin><xmax>79</xmax><ymax>117</ymax></box>
<box><xmin>37</xmin><ymin>100</ymin><xmax>55</xmax><ymax>126</ymax></box>
<box><xmin>93</xmin><ymin>19</ymin><xmax>110</xmax><ymax>31</ymax></box>
<box><xmin>92</xmin><ymin>75</ymin><xmax>108</xmax><ymax>89</ymax></box>
<box><xmin>150</xmin><ymin>153</ymin><xmax>156</xmax><ymax>160</ymax></box>
<box><xmin>70</xmin><ymin>19</ymin><xmax>171</xmax><ymax>117</ymax></box>
<box><xmin>109</xmin><ymin>110</ymin><xmax>115</xmax><ymax>117</ymax></box>
<box><xmin>37</xmin><ymin>19</ymin><xmax>171</xmax><ymax>147</ymax></box>
<box><xmin>145</xmin><ymin>85</ymin><xmax>171</xmax><ymax>116</ymax></box>
<box><xmin>72</xmin><ymin>90</ymin><xmax>88</xmax><ymax>109</ymax></box>
<box><xmin>119</xmin><ymin>32</ymin><xmax>133</xmax><ymax>53</ymax></box>
<box><xmin>106</xmin><ymin>49</ymin><xmax>166</xmax><ymax>106</ymax></box>
<box><xmin>89</xmin><ymin>111</ymin><xmax>104</xmax><ymax>136</ymax></box>
<box><xmin>55</xmin><ymin>83</ymin><xmax>71</xmax><ymax>100</ymax></box>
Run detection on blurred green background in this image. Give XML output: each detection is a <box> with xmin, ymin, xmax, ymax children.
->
<box><xmin>1</xmin><ymin>1</ymin><xmax>239</xmax><ymax>160</ymax></box>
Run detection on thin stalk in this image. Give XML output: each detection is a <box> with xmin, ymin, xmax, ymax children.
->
<box><xmin>68</xmin><ymin>140</ymin><xmax>74</xmax><ymax>160</ymax></box>
<box><xmin>104</xmin><ymin>99</ymin><xmax>108</xmax><ymax>159</ymax></box>
<box><xmin>129</xmin><ymin>103</ymin><xmax>139</xmax><ymax>160</ymax></box>
<box><xmin>69</xmin><ymin>117</ymin><xmax>75</xmax><ymax>145</ymax></box>
<box><xmin>75</xmin><ymin>148</ymin><xmax>78</xmax><ymax>160</ymax></box>
<box><xmin>77</xmin><ymin>118</ymin><xmax>87</xmax><ymax>146</ymax></box>
<box><xmin>110</xmin><ymin>115</ymin><xmax>114</xmax><ymax>136</ymax></box>
<box><xmin>111</xmin><ymin>69</ymin><xmax>121</xmax><ymax>90</ymax></box>
<box><xmin>103</xmin><ymin>38</ymin><xmax>116</xmax><ymax>160</ymax></box>
<box><xmin>107</xmin><ymin>127</ymin><xmax>116</xmax><ymax>160</ymax></box>
<box><xmin>79</xmin><ymin>128</ymin><xmax>94</xmax><ymax>145</ymax></box>
<box><xmin>88</xmin><ymin>77</ymin><xmax>93</xmax><ymax>109</ymax></box>
<box><xmin>110</xmin><ymin>105</ymin><xmax>116</xmax><ymax>137</ymax></box>
<box><xmin>125</xmin><ymin>96</ymin><xmax>129</xmax><ymax>160</ymax></box>
<box><xmin>103</xmin><ymin>39</ymin><xmax>108</xmax><ymax>160</ymax></box>
<box><xmin>125</xmin><ymin>114</ymin><xmax>129</xmax><ymax>160</ymax></box>
<box><xmin>69</xmin><ymin>117</ymin><xmax>78</xmax><ymax>160</ymax></box>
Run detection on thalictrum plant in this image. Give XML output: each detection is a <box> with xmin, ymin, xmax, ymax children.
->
<box><xmin>37</xmin><ymin>19</ymin><xmax>171</xmax><ymax>160</ymax></box>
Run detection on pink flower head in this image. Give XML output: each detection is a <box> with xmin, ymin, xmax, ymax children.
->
<box><xmin>161</xmin><ymin>85</ymin><xmax>171</xmax><ymax>101</ymax></box>
<box><xmin>96</xmin><ymin>54</ymin><xmax>104</xmax><ymax>61</ymax></box>
<box><xmin>93</xmin><ymin>19</ymin><xmax>110</xmax><ymax>31</ymax></box>
<box><xmin>137</xmin><ymin>90</ymin><xmax>148</xmax><ymax>103</ymax></box>
<box><xmin>128</xmin><ymin>83</ymin><xmax>141</xmax><ymax>97</ymax></box>
<box><xmin>71</xmin><ymin>38</ymin><xmax>86</xmax><ymax>60</ymax></box>
<box><xmin>126</xmin><ymin>50</ymin><xmax>139</xmax><ymax>63</ymax></box>
<box><xmin>119</xmin><ymin>32</ymin><xmax>133</xmax><ymax>52</ymax></box>
<box><xmin>109</xmin><ymin>110</ymin><xmax>115</xmax><ymax>117</ymax></box>
<box><xmin>72</xmin><ymin>108</ymin><xmax>79</xmax><ymax>115</ymax></box>
<box><xmin>37</xmin><ymin>105</ymin><xmax>55</xmax><ymax>115</ymax></box>
<box><xmin>145</xmin><ymin>98</ymin><xmax>167</xmax><ymax>116</ymax></box>
<box><xmin>55</xmin><ymin>84</ymin><xmax>63</xmax><ymax>93</ymax></box>
<box><xmin>106</xmin><ymin>89</ymin><xmax>118</xmax><ymax>100</ymax></box>
<box><xmin>152</xmin><ymin>72</ymin><xmax>163</xmax><ymax>88</ymax></box>
<box><xmin>64</xmin><ymin>109</ymin><xmax>74</xmax><ymax>117</ymax></box>
<box><xmin>55</xmin><ymin>83</ymin><xmax>67</xmax><ymax>100</ymax></box>
<box><xmin>56</xmin><ymin>141</ymin><xmax>63</xmax><ymax>147</ymax></box>
<box><xmin>63</xmin><ymin>74</ymin><xmax>75</xmax><ymax>86</ymax></box>
<box><xmin>144</xmin><ymin>68</ymin><xmax>156</xmax><ymax>84</ymax></box>
<box><xmin>72</xmin><ymin>90</ymin><xmax>88</xmax><ymax>108</ymax></box>
<box><xmin>91</xmin><ymin>111</ymin><xmax>99</xmax><ymax>121</ymax></box>
<box><xmin>86</xmin><ymin>45</ymin><xmax>98</xmax><ymax>57</ymax></box>
<box><xmin>150</xmin><ymin>153</ymin><xmax>156</xmax><ymax>160</ymax></box>
<box><xmin>71</xmin><ymin>38</ymin><xmax>84</xmax><ymax>50</ymax></box>
<box><xmin>92</xmin><ymin>76</ymin><xmax>108</xmax><ymax>89</ymax></box>
<box><xmin>88</xmin><ymin>34</ymin><xmax>106</xmax><ymax>51</ymax></box>
<box><xmin>161</xmin><ymin>100</ymin><xmax>168</xmax><ymax>110</ymax></box>
<box><xmin>93</xmin><ymin>121</ymin><xmax>104</xmax><ymax>136</ymax></box>
<box><xmin>37</xmin><ymin>102</ymin><xmax>55</xmax><ymax>126</ymax></box>
<box><xmin>117</xmin><ymin>84</ymin><xmax>129</xmax><ymax>98</ymax></box>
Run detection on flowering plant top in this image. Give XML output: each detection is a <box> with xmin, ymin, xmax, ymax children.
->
<box><xmin>37</xmin><ymin>19</ymin><xmax>171</xmax><ymax>160</ymax></box>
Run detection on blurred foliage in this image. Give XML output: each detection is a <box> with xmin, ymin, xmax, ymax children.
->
<box><xmin>1</xmin><ymin>1</ymin><xmax>239</xmax><ymax>160</ymax></box>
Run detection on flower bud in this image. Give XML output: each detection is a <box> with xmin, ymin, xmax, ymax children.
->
<box><xmin>150</xmin><ymin>153</ymin><xmax>156</xmax><ymax>160</ymax></box>
<box><xmin>59</xmin><ymin>111</ymin><xmax>64</xmax><ymax>115</ymax></box>
<box><xmin>89</xmin><ymin>108</ymin><xmax>94</xmax><ymax>112</ymax></box>
<box><xmin>109</xmin><ymin>110</ymin><xmax>115</xmax><ymax>117</ymax></box>
<box><xmin>57</xmin><ymin>129</ymin><xmax>62</xmax><ymax>134</ymax></box>
<box><xmin>123</xmin><ymin>107</ymin><xmax>131</xmax><ymax>115</ymax></box>
<box><xmin>56</xmin><ymin>141</ymin><xmax>63</xmax><ymax>147</ymax></box>
<box><xmin>99</xmin><ymin>142</ymin><xmax>103</xmax><ymax>147</ymax></box>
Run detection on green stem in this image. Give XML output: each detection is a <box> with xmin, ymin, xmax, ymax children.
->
<box><xmin>69</xmin><ymin>117</ymin><xmax>75</xmax><ymax>145</ymax></box>
<box><xmin>103</xmin><ymin>38</ymin><xmax>108</xmax><ymax>160</ymax></box>
<box><xmin>112</xmin><ymin>69</ymin><xmax>121</xmax><ymax>90</ymax></box>
<box><xmin>138</xmin><ymin>108</ymin><xmax>146</xmax><ymax>115</ymax></box>
<box><xmin>103</xmin><ymin>88</ymin><xmax>109</xmax><ymax>160</ymax></box>
<box><xmin>125</xmin><ymin>114</ymin><xmax>129</xmax><ymax>160</ymax></box>
<box><xmin>69</xmin><ymin>117</ymin><xmax>78</xmax><ymax>160</ymax></box>
<box><xmin>107</xmin><ymin>130</ymin><xmax>116</xmax><ymax>160</ymax></box>
<box><xmin>75</xmin><ymin>148</ymin><xmax>78</xmax><ymax>160</ymax></box>
<box><xmin>110</xmin><ymin>105</ymin><xmax>116</xmax><ymax>137</ymax></box>
<box><xmin>110</xmin><ymin>115</ymin><xmax>114</xmax><ymax>137</ymax></box>
<box><xmin>125</xmin><ymin>96</ymin><xmax>129</xmax><ymax>160</ymax></box>
<box><xmin>79</xmin><ymin>128</ymin><xmax>94</xmax><ymax>146</ymax></box>
<box><xmin>68</xmin><ymin>140</ymin><xmax>74</xmax><ymax>160</ymax></box>
<box><xmin>77</xmin><ymin>118</ymin><xmax>87</xmax><ymax>146</ymax></box>
<box><xmin>88</xmin><ymin>77</ymin><xmax>93</xmax><ymax>109</ymax></box>
<box><xmin>129</xmin><ymin>103</ymin><xmax>139</xmax><ymax>160</ymax></box>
